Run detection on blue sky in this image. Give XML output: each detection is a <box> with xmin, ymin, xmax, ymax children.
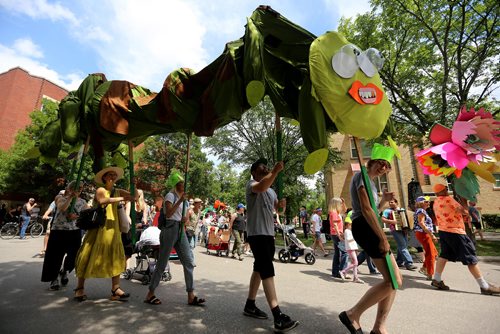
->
<box><xmin>0</xmin><ymin>0</ymin><xmax>370</xmax><ymax>92</ymax></box>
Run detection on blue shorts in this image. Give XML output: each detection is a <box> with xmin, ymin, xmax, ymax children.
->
<box><xmin>248</xmin><ymin>235</ymin><xmax>275</xmax><ymax>280</ymax></box>
<box><xmin>314</xmin><ymin>231</ymin><xmax>322</xmax><ymax>239</ymax></box>
<box><xmin>438</xmin><ymin>231</ymin><xmax>478</xmax><ymax>265</ymax></box>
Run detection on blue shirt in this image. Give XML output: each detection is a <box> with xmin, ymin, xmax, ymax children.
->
<box><xmin>413</xmin><ymin>208</ymin><xmax>433</xmax><ymax>233</ymax></box>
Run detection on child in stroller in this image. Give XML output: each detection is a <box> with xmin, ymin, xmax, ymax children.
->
<box><xmin>278</xmin><ymin>223</ymin><xmax>316</xmax><ymax>265</ymax></box>
<box><xmin>123</xmin><ymin>226</ymin><xmax>172</xmax><ymax>285</ymax></box>
<box><xmin>206</xmin><ymin>225</ymin><xmax>231</xmax><ymax>256</ymax></box>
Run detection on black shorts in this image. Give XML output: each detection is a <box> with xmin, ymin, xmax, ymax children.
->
<box><xmin>351</xmin><ymin>215</ymin><xmax>385</xmax><ymax>259</ymax></box>
<box><xmin>438</xmin><ymin>231</ymin><xmax>478</xmax><ymax>265</ymax></box>
<box><xmin>247</xmin><ymin>235</ymin><xmax>275</xmax><ymax>280</ymax></box>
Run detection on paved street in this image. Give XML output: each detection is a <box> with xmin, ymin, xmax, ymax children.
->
<box><xmin>0</xmin><ymin>236</ymin><xmax>499</xmax><ymax>333</ymax></box>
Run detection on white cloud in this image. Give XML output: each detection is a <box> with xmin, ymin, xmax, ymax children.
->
<box><xmin>0</xmin><ymin>0</ymin><xmax>78</xmax><ymax>25</ymax></box>
<box><xmin>322</xmin><ymin>0</ymin><xmax>371</xmax><ymax>24</ymax></box>
<box><xmin>12</xmin><ymin>38</ymin><xmax>43</xmax><ymax>58</ymax></box>
<box><xmin>0</xmin><ymin>42</ymin><xmax>82</xmax><ymax>90</ymax></box>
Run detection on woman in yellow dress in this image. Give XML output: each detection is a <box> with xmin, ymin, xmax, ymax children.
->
<box><xmin>74</xmin><ymin>166</ymin><xmax>137</xmax><ymax>301</ymax></box>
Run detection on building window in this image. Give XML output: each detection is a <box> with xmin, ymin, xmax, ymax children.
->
<box><xmin>374</xmin><ymin>174</ymin><xmax>389</xmax><ymax>193</ymax></box>
<box><xmin>350</xmin><ymin>138</ymin><xmax>372</xmax><ymax>159</ymax></box>
<box><xmin>494</xmin><ymin>173</ymin><xmax>500</xmax><ymax>190</ymax></box>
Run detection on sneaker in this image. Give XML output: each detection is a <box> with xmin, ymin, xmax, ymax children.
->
<box><xmin>238</xmin><ymin>257</ymin><xmax>244</xmax><ymax>261</ymax></box>
<box><xmin>405</xmin><ymin>264</ymin><xmax>418</xmax><ymax>271</ymax></box>
<box><xmin>274</xmin><ymin>313</ymin><xmax>299</xmax><ymax>333</ymax></box>
<box><xmin>370</xmin><ymin>271</ymin><xmax>381</xmax><ymax>275</ymax></box>
<box><xmin>59</xmin><ymin>270</ymin><xmax>69</xmax><ymax>286</ymax></box>
<box><xmin>323</xmin><ymin>252</ymin><xmax>329</xmax><ymax>257</ymax></box>
<box><xmin>397</xmin><ymin>263</ymin><xmax>405</xmax><ymax>268</ymax></box>
<box><xmin>431</xmin><ymin>279</ymin><xmax>450</xmax><ymax>290</ymax></box>
<box><xmin>339</xmin><ymin>272</ymin><xmax>346</xmax><ymax>281</ymax></box>
<box><xmin>480</xmin><ymin>284</ymin><xmax>500</xmax><ymax>295</ymax></box>
<box><xmin>49</xmin><ymin>279</ymin><xmax>60</xmax><ymax>291</ymax></box>
<box><xmin>353</xmin><ymin>278</ymin><xmax>365</xmax><ymax>284</ymax></box>
<box><xmin>243</xmin><ymin>306</ymin><xmax>268</xmax><ymax>319</ymax></box>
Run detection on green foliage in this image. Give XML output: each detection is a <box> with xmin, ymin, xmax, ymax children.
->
<box><xmin>339</xmin><ymin>0</ymin><xmax>500</xmax><ymax>145</ymax></box>
<box><xmin>204</xmin><ymin>98</ymin><xmax>342</xmax><ymax>215</ymax></box>
<box><xmin>482</xmin><ymin>214</ymin><xmax>500</xmax><ymax>229</ymax></box>
<box><xmin>0</xmin><ymin>99</ymin><xmax>89</xmax><ymax>202</ymax></box>
<box><xmin>135</xmin><ymin>133</ymin><xmax>216</xmax><ymax>200</ymax></box>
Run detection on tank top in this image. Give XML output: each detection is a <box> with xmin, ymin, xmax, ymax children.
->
<box><xmin>232</xmin><ymin>213</ymin><xmax>246</xmax><ymax>231</ymax></box>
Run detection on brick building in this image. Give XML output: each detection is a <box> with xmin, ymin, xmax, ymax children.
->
<box><xmin>325</xmin><ymin>134</ymin><xmax>499</xmax><ymax>217</ymax></box>
<box><xmin>0</xmin><ymin>67</ymin><xmax>68</xmax><ymax>150</ymax></box>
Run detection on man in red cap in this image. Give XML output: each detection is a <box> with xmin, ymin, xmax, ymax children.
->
<box><xmin>431</xmin><ymin>183</ymin><xmax>499</xmax><ymax>295</ymax></box>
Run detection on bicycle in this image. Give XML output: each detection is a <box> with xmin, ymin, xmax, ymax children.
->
<box><xmin>0</xmin><ymin>216</ymin><xmax>44</xmax><ymax>239</ymax></box>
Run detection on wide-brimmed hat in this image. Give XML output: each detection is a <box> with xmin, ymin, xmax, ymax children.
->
<box><xmin>94</xmin><ymin>166</ymin><xmax>124</xmax><ymax>184</ymax></box>
<box><xmin>433</xmin><ymin>183</ymin><xmax>447</xmax><ymax>193</ymax></box>
<box><xmin>194</xmin><ymin>198</ymin><xmax>202</xmax><ymax>203</ymax></box>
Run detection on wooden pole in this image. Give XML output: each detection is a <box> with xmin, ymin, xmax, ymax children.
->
<box><xmin>128</xmin><ymin>140</ymin><xmax>137</xmax><ymax>244</ymax></box>
<box><xmin>69</xmin><ymin>136</ymin><xmax>90</xmax><ymax>213</ymax></box>
<box><xmin>353</xmin><ymin>137</ymin><xmax>398</xmax><ymax>290</ymax></box>
<box><xmin>179</xmin><ymin>133</ymin><xmax>192</xmax><ymax>239</ymax></box>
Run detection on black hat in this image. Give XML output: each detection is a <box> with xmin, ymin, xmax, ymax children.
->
<box><xmin>250</xmin><ymin>158</ymin><xmax>268</xmax><ymax>173</ymax></box>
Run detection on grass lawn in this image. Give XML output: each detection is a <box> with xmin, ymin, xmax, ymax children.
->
<box><xmin>274</xmin><ymin>230</ymin><xmax>500</xmax><ymax>257</ymax></box>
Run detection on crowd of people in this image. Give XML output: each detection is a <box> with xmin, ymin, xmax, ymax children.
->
<box><xmin>1</xmin><ymin>147</ymin><xmax>498</xmax><ymax>334</ymax></box>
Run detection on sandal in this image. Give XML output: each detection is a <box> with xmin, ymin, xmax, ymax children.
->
<box><xmin>339</xmin><ymin>311</ymin><xmax>363</xmax><ymax>334</ymax></box>
<box><xmin>73</xmin><ymin>287</ymin><xmax>87</xmax><ymax>302</ymax></box>
<box><xmin>143</xmin><ymin>295</ymin><xmax>162</xmax><ymax>305</ymax></box>
<box><xmin>188</xmin><ymin>296</ymin><xmax>206</xmax><ymax>306</ymax></box>
<box><xmin>110</xmin><ymin>287</ymin><xmax>130</xmax><ymax>301</ymax></box>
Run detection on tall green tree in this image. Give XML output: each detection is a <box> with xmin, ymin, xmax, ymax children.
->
<box><xmin>339</xmin><ymin>0</ymin><xmax>499</xmax><ymax>144</ymax></box>
<box><xmin>135</xmin><ymin>133</ymin><xmax>216</xmax><ymax>199</ymax></box>
<box><xmin>0</xmin><ymin>99</ymin><xmax>85</xmax><ymax>201</ymax></box>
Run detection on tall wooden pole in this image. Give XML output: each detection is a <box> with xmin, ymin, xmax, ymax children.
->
<box><xmin>179</xmin><ymin>133</ymin><xmax>192</xmax><ymax>238</ymax></box>
<box><xmin>353</xmin><ymin>137</ymin><xmax>398</xmax><ymax>290</ymax></box>
<box><xmin>128</xmin><ymin>140</ymin><xmax>137</xmax><ymax>244</ymax></box>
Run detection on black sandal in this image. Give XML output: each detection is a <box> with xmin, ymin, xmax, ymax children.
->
<box><xmin>143</xmin><ymin>295</ymin><xmax>162</xmax><ymax>305</ymax></box>
<box><xmin>188</xmin><ymin>296</ymin><xmax>206</xmax><ymax>306</ymax></box>
<box><xmin>110</xmin><ymin>287</ymin><xmax>130</xmax><ymax>301</ymax></box>
<box><xmin>73</xmin><ymin>287</ymin><xmax>87</xmax><ymax>302</ymax></box>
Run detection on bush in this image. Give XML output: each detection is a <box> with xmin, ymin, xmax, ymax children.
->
<box><xmin>482</xmin><ymin>214</ymin><xmax>500</xmax><ymax>229</ymax></box>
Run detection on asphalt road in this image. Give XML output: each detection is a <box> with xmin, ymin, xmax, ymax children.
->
<box><xmin>0</xmin><ymin>236</ymin><xmax>499</xmax><ymax>333</ymax></box>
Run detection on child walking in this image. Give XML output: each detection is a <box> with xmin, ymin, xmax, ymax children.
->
<box><xmin>340</xmin><ymin>221</ymin><xmax>364</xmax><ymax>284</ymax></box>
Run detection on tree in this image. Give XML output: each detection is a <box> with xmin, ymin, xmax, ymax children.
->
<box><xmin>339</xmin><ymin>0</ymin><xmax>499</xmax><ymax>144</ymax></box>
<box><xmin>0</xmin><ymin>99</ymin><xmax>86</xmax><ymax>202</ymax></box>
<box><xmin>135</xmin><ymin>133</ymin><xmax>216</xmax><ymax>199</ymax></box>
<box><xmin>204</xmin><ymin>97</ymin><xmax>343</xmax><ymax>213</ymax></box>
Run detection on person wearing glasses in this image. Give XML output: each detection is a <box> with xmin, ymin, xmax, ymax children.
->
<box><xmin>339</xmin><ymin>144</ymin><xmax>402</xmax><ymax>334</ymax></box>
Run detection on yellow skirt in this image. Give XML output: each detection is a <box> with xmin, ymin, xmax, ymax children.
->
<box><xmin>75</xmin><ymin>216</ymin><xmax>125</xmax><ymax>279</ymax></box>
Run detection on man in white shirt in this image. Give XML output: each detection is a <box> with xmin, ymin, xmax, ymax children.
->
<box><xmin>311</xmin><ymin>208</ymin><xmax>328</xmax><ymax>256</ymax></box>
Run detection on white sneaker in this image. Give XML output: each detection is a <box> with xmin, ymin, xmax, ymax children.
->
<box><xmin>353</xmin><ymin>278</ymin><xmax>365</xmax><ymax>284</ymax></box>
<box><xmin>339</xmin><ymin>272</ymin><xmax>346</xmax><ymax>281</ymax></box>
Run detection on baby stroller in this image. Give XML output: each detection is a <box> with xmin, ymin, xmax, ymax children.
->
<box><xmin>206</xmin><ymin>226</ymin><xmax>230</xmax><ymax>256</ymax></box>
<box><xmin>124</xmin><ymin>226</ymin><xmax>172</xmax><ymax>285</ymax></box>
<box><xmin>278</xmin><ymin>223</ymin><xmax>315</xmax><ymax>265</ymax></box>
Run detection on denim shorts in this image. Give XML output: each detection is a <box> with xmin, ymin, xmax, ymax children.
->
<box><xmin>438</xmin><ymin>231</ymin><xmax>478</xmax><ymax>265</ymax></box>
<box><xmin>248</xmin><ymin>235</ymin><xmax>275</xmax><ymax>280</ymax></box>
<box><xmin>314</xmin><ymin>231</ymin><xmax>322</xmax><ymax>239</ymax></box>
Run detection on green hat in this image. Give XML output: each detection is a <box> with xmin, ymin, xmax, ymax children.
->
<box><xmin>370</xmin><ymin>143</ymin><xmax>395</xmax><ymax>163</ymax></box>
<box><xmin>166</xmin><ymin>171</ymin><xmax>184</xmax><ymax>189</ymax></box>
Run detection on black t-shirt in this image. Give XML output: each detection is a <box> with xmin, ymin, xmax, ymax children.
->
<box><xmin>232</xmin><ymin>213</ymin><xmax>246</xmax><ymax>231</ymax></box>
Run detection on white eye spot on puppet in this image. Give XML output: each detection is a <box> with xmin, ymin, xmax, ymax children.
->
<box><xmin>331</xmin><ymin>44</ymin><xmax>361</xmax><ymax>78</ymax></box>
<box><xmin>357</xmin><ymin>48</ymin><xmax>384</xmax><ymax>77</ymax></box>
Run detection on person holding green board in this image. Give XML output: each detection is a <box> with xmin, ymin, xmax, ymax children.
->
<box><xmin>339</xmin><ymin>144</ymin><xmax>402</xmax><ymax>334</ymax></box>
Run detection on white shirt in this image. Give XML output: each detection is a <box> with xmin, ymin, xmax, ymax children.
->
<box><xmin>344</xmin><ymin>228</ymin><xmax>358</xmax><ymax>251</ymax></box>
<box><xmin>311</xmin><ymin>213</ymin><xmax>322</xmax><ymax>232</ymax></box>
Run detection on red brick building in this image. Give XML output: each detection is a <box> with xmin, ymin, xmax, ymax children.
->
<box><xmin>0</xmin><ymin>67</ymin><xmax>68</xmax><ymax>150</ymax></box>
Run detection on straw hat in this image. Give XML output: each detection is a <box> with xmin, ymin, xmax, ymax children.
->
<box><xmin>94</xmin><ymin>166</ymin><xmax>124</xmax><ymax>184</ymax></box>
